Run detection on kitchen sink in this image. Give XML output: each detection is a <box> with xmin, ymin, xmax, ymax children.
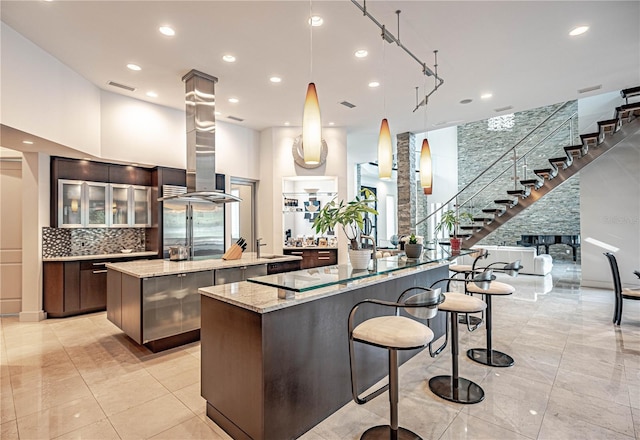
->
<box><xmin>260</xmin><ymin>255</ymin><xmax>285</xmax><ymax>259</ymax></box>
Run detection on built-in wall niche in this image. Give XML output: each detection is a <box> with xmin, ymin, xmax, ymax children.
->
<box><xmin>282</xmin><ymin>176</ymin><xmax>338</xmax><ymax>245</ymax></box>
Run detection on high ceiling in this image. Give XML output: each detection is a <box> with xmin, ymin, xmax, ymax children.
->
<box><xmin>2</xmin><ymin>1</ymin><xmax>639</xmax><ymax>154</ymax></box>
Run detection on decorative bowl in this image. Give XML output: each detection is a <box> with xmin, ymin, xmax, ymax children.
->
<box><xmin>121</xmin><ymin>249</ymin><xmax>133</xmax><ymax>254</ymax></box>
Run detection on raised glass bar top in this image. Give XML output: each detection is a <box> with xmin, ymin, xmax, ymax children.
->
<box><xmin>247</xmin><ymin>248</ymin><xmax>473</xmax><ymax>292</ymax></box>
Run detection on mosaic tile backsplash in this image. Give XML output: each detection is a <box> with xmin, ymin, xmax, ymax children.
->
<box><xmin>43</xmin><ymin>227</ymin><xmax>146</xmax><ymax>258</ymax></box>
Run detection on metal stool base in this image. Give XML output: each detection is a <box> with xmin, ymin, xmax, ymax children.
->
<box><xmin>467</xmin><ymin>348</ymin><xmax>514</xmax><ymax>367</ymax></box>
<box><xmin>458</xmin><ymin>314</ymin><xmax>483</xmax><ymax>328</ymax></box>
<box><xmin>429</xmin><ymin>375</ymin><xmax>485</xmax><ymax>404</ymax></box>
<box><xmin>360</xmin><ymin>425</ymin><xmax>422</xmax><ymax>440</ymax></box>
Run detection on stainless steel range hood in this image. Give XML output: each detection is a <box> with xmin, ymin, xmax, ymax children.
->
<box><xmin>159</xmin><ymin>69</ymin><xmax>241</xmax><ymax>203</ymax></box>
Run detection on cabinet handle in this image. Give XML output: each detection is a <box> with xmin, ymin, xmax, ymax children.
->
<box><xmin>92</xmin><ymin>262</ymin><xmax>109</xmax><ymax>266</ymax></box>
<box><xmin>318</xmin><ymin>257</ymin><xmax>331</xmax><ymax>260</ymax></box>
<box><xmin>291</xmin><ymin>252</ymin><xmax>304</xmax><ymax>255</ymax></box>
<box><xmin>318</xmin><ymin>251</ymin><xmax>330</xmax><ymax>254</ymax></box>
<box><xmin>92</xmin><ymin>270</ymin><xmax>108</xmax><ymax>274</ymax></box>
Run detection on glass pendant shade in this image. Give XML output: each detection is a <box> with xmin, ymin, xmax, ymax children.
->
<box><xmin>420</xmin><ymin>138</ymin><xmax>433</xmax><ymax>194</ymax></box>
<box><xmin>302</xmin><ymin>83</ymin><xmax>322</xmax><ymax>164</ymax></box>
<box><xmin>378</xmin><ymin>118</ymin><xmax>393</xmax><ymax>179</ymax></box>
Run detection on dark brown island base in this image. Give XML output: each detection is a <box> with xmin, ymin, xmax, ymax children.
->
<box><xmin>199</xmin><ymin>252</ymin><xmax>466</xmax><ymax>440</ymax></box>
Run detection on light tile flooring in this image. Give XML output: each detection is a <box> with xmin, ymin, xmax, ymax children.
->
<box><xmin>2</xmin><ymin>262</ymin><xmax>639</xmax><ymax>439</ymax></box>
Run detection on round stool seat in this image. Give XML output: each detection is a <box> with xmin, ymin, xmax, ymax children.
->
<box><xmin>467</xmin><ymin>280</ymin><xmax>515</xmax><ymax>295</ymax></box>
<box><xmin>449</xmin><ymin>264</ymin><xmax>473</xmax><ymax>273</ymax></box>
<box><xmin>439</xmin><ymin>292</ymin><xmax>486</xmax><ymax>314</ymax></box>
<box><xmin>353</xmin><ymin>316</ymin><xmax>434</xmax><ymax>349</ymax></box>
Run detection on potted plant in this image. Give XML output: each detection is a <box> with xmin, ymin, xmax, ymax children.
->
<box><xmin>312</xmin><ymin>189</ymin><xmax>378</xmax><ymax>270</ymax></box>
<box><xmin>435</xmin><ymin>209</ymin><xmax>474</xmax><ymax>252</ymax></box>
<box><xmin>403</xmin><ymin>234</ymin><xmax>423</xmax><ymax>259</ymax></box>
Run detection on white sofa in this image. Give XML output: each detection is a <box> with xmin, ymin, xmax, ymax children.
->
<box><xmin>456</xmin><ymin>245</ymin><xmax>553</xmax><ymax>276</ymax></box>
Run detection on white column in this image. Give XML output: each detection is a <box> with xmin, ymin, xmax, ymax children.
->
<box><xmin>20</xmin><ymin>152</ymin><xmax>49</xmax><ymax>321</ymax></box>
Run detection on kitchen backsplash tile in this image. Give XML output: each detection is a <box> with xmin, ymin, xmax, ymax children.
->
<box><xmin>43</xmin><ymin>227</ymin><xmax>145</xmax><ymax>257</ymax></box>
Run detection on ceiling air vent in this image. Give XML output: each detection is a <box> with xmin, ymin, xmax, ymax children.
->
<box><xmin>340</xmin><ymin>101</ymin><xmax>356</xmax><ymax>109</ymax></box>
<box><xmin>494</xmin><ymin>105</ymin><xmax>514</xmax><ymax>112</ymax></box>
<box><xmin>227</xmin><ymin>115</ymin><xmax>244</xmax><ymax>122</ymax></box>
<box><xmin>578</xmin><ymin>84</ymin><xmax>602</xmax><ymax>94</ymax></box>
<box><xmin>107</xmin><ymin>81</ymin><xmax>136</xmax><ymax>92</ymax></box>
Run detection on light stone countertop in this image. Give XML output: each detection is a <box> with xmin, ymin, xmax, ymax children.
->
<box><xmin>43</xmin><ymin>251</ymin><xmax>158</xmax><ymax>262</ymax></box>
<box><xmin>105</xmin><ymin>252</ymin><xmax>302</xmax><ymax>278</ymax></box>
<box><xmin>282</xmin><ymin>246</ymin><xmax>339</xmax><ymax>250</ymax></box>
<box><xmin>199</xmin><ymin>260</ymin><xmax>447</xmax><ymax>314</ymax></box>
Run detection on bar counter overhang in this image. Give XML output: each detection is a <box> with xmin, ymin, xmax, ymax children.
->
<box><xmin>199</xmin><ymin>250</ymin><xmax>470</xmax><ymax>440</ymax></box>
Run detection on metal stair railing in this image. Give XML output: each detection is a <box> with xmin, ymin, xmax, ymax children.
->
<box><xmin>417</xmin><ymin>101</ymin><xmax>576</xmax><ymax>240</ymax></box>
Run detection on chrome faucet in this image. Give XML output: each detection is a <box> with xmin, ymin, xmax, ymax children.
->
<box><xmin>256</xmin><ymin>237</ymin><xmax>267</xmax><ymax>259</ymax></box>
<box><xmin>361</xmin><ymin>235</ymin><xmax>377</xmax><ymax>259</ymax></box>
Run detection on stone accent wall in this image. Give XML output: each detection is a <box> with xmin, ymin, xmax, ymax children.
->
<box><xmin>396</xmin><ymin>132</ymin><xmax>416</xmax><ymax>235</ymax></box>
<box><xmin>43</xmin><ymin>227</ymin><xmax>145</xmax><ymax>258</ymax></box>
<box><xmin>457</xmin><ymin>101</ymin><xmax>581</xmax><ymax>262</ymax></box>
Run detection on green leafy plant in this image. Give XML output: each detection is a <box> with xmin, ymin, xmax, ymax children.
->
<box><xmin>434</xmin><ymin>209</ymin><xmax>474</xmax><ymax>239</ymax></box>
<box><xmin>408</xmin><ymin>234</ymin><xmax>418</xmax><ymax>244</ymax></box>
<box><xmin>312</xmin><ymin>189</ymin><xmax>378</xmax><ymax>250</ymax></box>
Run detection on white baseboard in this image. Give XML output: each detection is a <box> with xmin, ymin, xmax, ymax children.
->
<box><xmin>19</xmin><ymin>310</ymin><xmax>47</xmax><ymax>322</ymax></box>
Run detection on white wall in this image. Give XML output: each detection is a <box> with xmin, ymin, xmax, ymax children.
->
<box><xmin>258</xmin><ymin>127</ymin><xmax>348</xmax><ymax>262</ymax></box>
<box><xmin>579</xmin><ymin>92</ymin><xmax>640</xmax><ymax>288</ymax></box>
<box><xmin>1</xmin><ymin>22</ymin><xmax>101</xmax><ymax>156</ymax></box>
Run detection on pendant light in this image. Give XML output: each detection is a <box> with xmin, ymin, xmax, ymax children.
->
<box><xmin>378</xmin><ymin>119</ymin><xmax>392</xmax><ymax>179</ymax></box>
<box><xmin>302</xmin><ymin>1</ymin><xmax>322</xmax><ymax>165</ymax></box>
<box><xmin>302</xmin><ymin>83</ymin><xmax>322</xmax><ymax>164</ymax></box>
<box><xmin>420</xmin><ymin>51</ymin><xmax>438</xmax><ymax>195</ymax></box>
<box><xmin>420</xmin><ymin>138</ymin><xmax>433</xmax><ymax>194</ymax></box>
<box><xmin>378</xmin><ymin>29</ymin><xmax>392</xmax><ymax>180</ymax></box>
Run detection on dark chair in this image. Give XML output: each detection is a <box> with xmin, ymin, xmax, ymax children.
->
<box><xmin>604</xmin><ymin>252</ymin><xmax>640</xmax><ymax>325</ymax></box>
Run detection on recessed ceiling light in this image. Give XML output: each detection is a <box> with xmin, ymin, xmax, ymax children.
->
<box><xmin>460</xmin><ymin>98</ymin><xmax>473</xmax><ymax>104</ymax></box>
<box><xmin>146</xmin><ymin>91</ymin><xmax>158</xmax><ymax>98</ymax></box>
<box><xmin>228</xmin><ymin>97</ymin><xmax>239</xmax><ymax>103</ymax></box>
<box><xmin>329</xmin><ymin>122</ymin><xmax>335</xmax><ymax>126</ymax></box>
<box><xmin>215</xmin><ymin>111</ymin><xmax>221</xmax><ymax>116</ymax></box>
<box><xmin>284</xmin><ymin>121</ymin><xmax>290</xmax><ymax>126</ymax></box>
<box><xmin>131</xmin><ymin>163</ymin><xmax>139</xmax><ymax>167</ymax></box>
<box><xmin>569</xmin><ymin>26</ymin><xmax>589</xmax><ymax>36</ymax></box>
<box><xmin>481</xmin><ymin>93</ymin><xmax>493</xmax><ymax>99</ymax></box>
<box><xmin>126</xmin><ymin>63</ymin><xmax>141</xmax><ymax>71</ymax></box>
<box><xmin>270</xmin><ymin>76</ymin><xmax>282</xmax><ymax>83</ymax></box>
<box><xmin>83</xmin><ymin>157</ymin><xmax>92</xmax><ymax>161</ymax></box>
<box><xmin>355</xmin><ymin>50</ymin><xmax>368</xmax><ymax>58</ymax></box>
<box><xmin>159</xmin><ymin>26</ymin><xmax>175</xmax><ymax>36</ymax></box>
<box><xmin>222</xmin><ymin>54</ymin><xmax>236</xmax><ymax>63</ymax></box>
<box><xmin>22</xmin><ymin>140</ymin><xmax>34</xmax><ymax>144</ymax></box>
<box><xmin>309</xmin><ymin>15</ymin><xmax>323</xmax><ymax>27</ymax></box>
<box><xmin>368</xmin><ymin>81</ymin><xmax>380</xmax><ymax>88</ymax></box>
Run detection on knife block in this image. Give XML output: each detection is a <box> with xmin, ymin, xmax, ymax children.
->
<box><xmin>222</xmin><ymin>244</ymin><xmax>243</xmax><ymax>260</ymax></box>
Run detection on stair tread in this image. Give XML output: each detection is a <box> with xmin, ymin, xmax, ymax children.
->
<box><xmin>621</xmin><ymin>85</ymin><xmax>640</xmax><ymax>99</ymax></box>
<box><xmin>482</xmin><ymin>208</ymin><xmax>505</xmax><ymax>214</ymax></box>
<box><xmin>507</xmin><ymin>189</ymin><xmax>528</xmax><ymax>194</ymax></box>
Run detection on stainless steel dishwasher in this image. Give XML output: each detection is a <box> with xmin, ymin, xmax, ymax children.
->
<box><xmin>214</xmin><ymin>264</ymin><xmax>267</xmax><ymax>285</ymax></box>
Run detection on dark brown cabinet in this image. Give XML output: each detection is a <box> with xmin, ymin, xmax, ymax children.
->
<box><xmin>44</xmin><ymin>256</ymin><xmax>150</xmax><ymax>318</ymax></box>
<box><xmin>283</xmin><ymin>248</ymin><xmax>337</xmax><ymax>269</ymax></box>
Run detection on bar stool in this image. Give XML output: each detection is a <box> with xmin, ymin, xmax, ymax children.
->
<box><xmin>466</xmin><ymin>261</ymin><xmax>521</xmax><ymax>367</ymax></box>
<box><xmin>449</xmin><ymin>249</ymin><xmax>489</xmax><ymax>332</ymax></box>
<box><xmin>348</xmin><ymin>287</ymin><xmax>443</xmax><ymax>440</ymax></box>
<box><xmin>427</xmin><ymin>271</ymin><xmax>491</xmax><ymax>404</ymax></box>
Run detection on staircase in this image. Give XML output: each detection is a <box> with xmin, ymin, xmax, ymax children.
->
<box><xmin>418</xmin><ymin>86</ymin><xmax>640</xmax><ymax>247</ymax></box>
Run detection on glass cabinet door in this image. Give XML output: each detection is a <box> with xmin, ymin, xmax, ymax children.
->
<box><xmin>59</xmin><ymin>180</ymin><xmax>83</xmax><ymax>227</ymax></box>
<box><xmin>133</xmin><ymin>187</ymin><xmax>150</xmax><ymax>226</ymax></box>
<box><xmin>110</xmin><ymin>185</ymin><xmax>130</xmax><ymax>226</ymax></box>
<box><xmin>86</xmin><ymin>182</ymin><xmax>109</xmax><ymax>227</ymax></box>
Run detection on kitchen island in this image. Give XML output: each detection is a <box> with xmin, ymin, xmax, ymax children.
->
<box><xmin>105</xmin><ymin>253</ymin><xmax>301</xmax><ymax>351</ymax></box>
<box><xmin>199</xmin><ymin>250</ymin><xmax>466</xmax><ymax>440</ymax></box>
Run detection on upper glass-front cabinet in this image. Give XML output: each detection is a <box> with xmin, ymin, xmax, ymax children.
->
<box><xmin>111</xmin><ymin>184</ymin><xmax>131</xmax><ymax>227</ymax></box>
<box><xmin>58</xmin><ymin>180</ymin><xmax>151</xmax><ymax>228</ymax></box>
<box><xmin>59</xmin><ymin>180</ymin><xmax>84</xmax><ymax>227</ymax></box>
